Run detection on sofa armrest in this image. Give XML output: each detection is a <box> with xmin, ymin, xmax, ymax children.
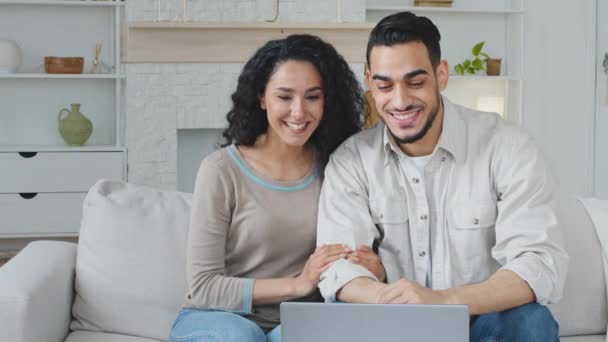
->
<box><xmin>0</xmin><ymin>241</ymin><xmax>77</xmax><ymax>342</ymax></box>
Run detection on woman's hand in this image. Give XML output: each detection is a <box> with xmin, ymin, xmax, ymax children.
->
<box><xmin>294</xmin><ymin>244</ymin><xmax>351</xmax><ymax>297</ymax></box>
<box><xmin>346</xmin><ymin>245</ymin><xmax>386</xmax><ymax>282</ymax></box>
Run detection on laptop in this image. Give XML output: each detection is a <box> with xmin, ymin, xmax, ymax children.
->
<box><xmin>280</xmin><ymin>302</ymin><xmax>469</xmax><ymax>342</ymax></box>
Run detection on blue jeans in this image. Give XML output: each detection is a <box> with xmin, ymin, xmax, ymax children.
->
<box><xmin>169</xmin><ymin>309</ymin><xmax>281</xmax><ymax>342</ymax></box>
<box><xmin>470</xmin><ymin>302</ymin><xmax>559</xmax><ymax>341</ymax></box>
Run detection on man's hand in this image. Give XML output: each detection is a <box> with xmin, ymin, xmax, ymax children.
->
<box><xmin>346</xmin><ymin>245</ymin><xmax>386</xmax><ymax>282</ymax></box>
<box><xmin>377</xmin><ymin>279</ymin><xmax>451</xmax><ymax>304</ymax></box>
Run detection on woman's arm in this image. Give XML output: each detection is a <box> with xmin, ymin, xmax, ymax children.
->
<box><xmin>252</xmin><ymin>244</ymin><xmax>351</xmax><ymax>304</ymax></box>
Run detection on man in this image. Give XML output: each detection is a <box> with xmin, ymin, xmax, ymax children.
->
<box><xmin>317</xmin><ymin>11</ymin><xmax>568</xmax><ymax>340</ymax></box>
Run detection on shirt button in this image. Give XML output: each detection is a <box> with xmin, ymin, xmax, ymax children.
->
<box><xmin>419</xmin><ymin>251</ymin><xmax>426</xmax><ymax>257</ymax></box>
<box><xmin>441</xmin><ymin>156</ymin><xmax>447</xmax><ymax>162</ymax></box>
<box><xmin>420</xmin><ymin>214</ymin><xmax>428</xmax><ymax>220</ymax></box>
<box><xmin>473</xmin><ymin>218</ymin><xmax>480</xmax><ymax>225</ymax></box>
<box><xmin>412</xmin><ymin>178</ymin><xmax>420</xmax><ymax>183</ymax></box>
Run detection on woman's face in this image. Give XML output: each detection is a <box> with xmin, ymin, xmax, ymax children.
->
<box><xmin>260</xmin><ymin>60</ymin><xmax>324</xmax><ymax>148</ymax></box>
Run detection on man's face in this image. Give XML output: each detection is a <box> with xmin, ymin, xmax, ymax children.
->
<box><xmin>366</xmin><ymin>42</ymin><xmax>448</xmax><ymax>145</ymax></box>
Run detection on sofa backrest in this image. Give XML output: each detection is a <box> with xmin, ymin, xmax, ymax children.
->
<box><xmin>70</xmin><ymin>180</ymin><xmax>191</xmax><ymax>341</ymax></box>
<box><xmin>549</xmin><ymin>196</ymin><xmax>608</xmax><ymax>336</ymax></box>
<box><xmin>70</xmin><ymin>180</ymin><xmax>607</xmax><ymax>339</ymax></box>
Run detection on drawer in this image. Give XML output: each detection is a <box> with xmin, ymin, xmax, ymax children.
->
<box><xmin>0</xmin><ymin>152</ymin><xmax>123</xmax><ymax>193</ymax></box>
<box><xmin>0</xmin><ymin>192</ymin><xmax>87</xmax><ymax>236</ymax></box>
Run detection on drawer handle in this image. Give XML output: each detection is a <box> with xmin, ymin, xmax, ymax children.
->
<box><xmin>19</xmin><ymin>193</ymin><xmax>38</xmax><ymax>199</ymax></box>
<box><xmin>18</xmin><ymin>152</ymin><xmax>38</xmax><ymax>158</ymax></box>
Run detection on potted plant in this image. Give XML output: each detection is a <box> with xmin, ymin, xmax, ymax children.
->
<box><xmin>454</xmin><ymin>41</ymin><xmax>502</xmax><ymax>76</ymax></box>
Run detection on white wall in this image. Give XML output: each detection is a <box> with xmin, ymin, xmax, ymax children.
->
<box><xmin>523</xmin><ymin>0</ymin><xmax>596</xmax><ymax>199</ymax></box>
<box><xmin>0</xmin><ymin>0</ymin><xmax>598</xmax><ymax>252</ymax></box>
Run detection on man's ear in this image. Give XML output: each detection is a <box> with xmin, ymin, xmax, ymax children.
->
<box><xmin>436</xmin><ymin>60</ymin><xmax>449</xmax><ymax>92</ymax></box>
<box><xmin>364</xmin><ymin>64</ymin><xmax>372</xmax><ymax>90</ymax></box>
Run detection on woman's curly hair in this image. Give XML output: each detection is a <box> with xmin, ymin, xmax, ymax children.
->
<box><xmin>221</xmin><ymin>34</ymin><xmax>364</xmax><ymax>174</ymax></box>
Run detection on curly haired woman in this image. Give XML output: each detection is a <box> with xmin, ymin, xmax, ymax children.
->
<box><xmin>169</xmin><ymin>34</ymin><xmax>385</xmax><ymax>342</ymax></box>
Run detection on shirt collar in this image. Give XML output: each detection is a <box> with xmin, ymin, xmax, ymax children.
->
<box><xmin>381</xmin><ymin>96</ymin><xmax>467</xmax><ymax>166</ymax></box>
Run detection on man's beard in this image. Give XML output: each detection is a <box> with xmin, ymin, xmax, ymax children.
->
<box><xmin>388</xmin><ymin>93</ymin><xmax>441</xmax><ymax>145</ymax></box>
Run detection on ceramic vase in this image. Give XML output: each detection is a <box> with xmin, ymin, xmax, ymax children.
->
<box><xmin>0</xmin><ymin>39</ymin><xmax>22</xmax><ymax>73</ymax></box>
<box><xmin>58</xmin><ymin>104</ymin><xmax>93</xmax><ymax>146</ymax></box>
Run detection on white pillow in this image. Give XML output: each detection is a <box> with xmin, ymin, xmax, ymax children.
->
<box><xmin>70</xmin><ymin>179</ymin><xmax>192</xmax><ymax>341</ymax></box>
<box><xmin>579</xmin><ymin>197</ymin><xmax>608</xmax><ymax>342</ymax></box>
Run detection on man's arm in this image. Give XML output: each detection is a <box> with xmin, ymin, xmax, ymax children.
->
<box><xmin>337</xmin><ymin>277</ymin><xmax>386</xmax><ymax>303</ymax></box>
<box><xmin>339</xmin><ymin>270</ymin><xmax>532</xmax><ymax>315</ymax></box>
<box><xmin>442</xmin><ymin>270</ymin><xmax>534</xmax><ymax>315</ymax></box>
<box><xmin>490</xmin><ymin>129</ymin><xmax>568</xmax><ymax>305</ymax></box>
<box><xmin>317</xmin><ymin>144</ymin><xmax>381</xmax><ymax>302</ymax></box>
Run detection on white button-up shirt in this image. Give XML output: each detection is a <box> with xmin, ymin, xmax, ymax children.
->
<box><xmin>317</xmin><ymin>97</ymin><xmax>568</xmax><ymax>305</ymax></box>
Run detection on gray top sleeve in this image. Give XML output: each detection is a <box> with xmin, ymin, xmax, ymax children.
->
<box><xmin>184</xmin><ymin>158</ymin><xmax>254</xmax><ymax>314</ymax></box>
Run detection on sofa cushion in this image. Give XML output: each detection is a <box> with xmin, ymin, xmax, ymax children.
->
<box><xmin>70</xmin><ymin>180</ymin><xmax>191</xmax><ymax>341</ymax></box>
<box><xmin>549</xmin><ymin>197</ymin><xmax>608</xmax><ymax>336</ymax></box>
<box><xmin>65</xmin><ymin>331</ymin><xmax>162</xmax><ymax>342</ymax></box>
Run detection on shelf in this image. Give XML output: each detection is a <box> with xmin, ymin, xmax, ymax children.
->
<box><xmin>128</xmin><ymin>21</ymin><xmax>373</xmax><ymax>30</ymax></box>
<box><xmin>0</xmin><ymin>232</ymin><xmax>79</xmax><ymax>239</ymax></box>
<box><xmin>0</xmin><ymin>0</ymin><xmax>124</xmax><ymax>6</ymax></box>
<box><xmin>0</xmin><ymin>145</ymin><xmax>126</xmax><ymax>152</ymax></box>
<box><xmin>449</xmin><ymin>75</ymin><xmax>522</xmax><ymax>81</ymax></box>
<box><xmin>366</xmin><ymin>6</ymin><xmax>523</xmax><ymax>14</ymax></box>
<box><xmin>126</xmin><ymin>21</ymin><xmax>373</xmax><ymax>63</ymax></box>
<box><xmin>0</xmin><ymin>73</ymin><xmax>125</xmax><ymax>79</ymax></box>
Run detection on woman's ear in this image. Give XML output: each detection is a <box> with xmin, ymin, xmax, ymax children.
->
<box><xmin>259</xmin><ymin>96</ymin><xmax>266</xmax><ymax>110</ymax></box>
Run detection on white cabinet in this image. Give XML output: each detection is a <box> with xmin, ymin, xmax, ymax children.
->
<box><xmin>365</xmin><ymin>0</ymin><xmax>524</xmax><ymax>123</ymax></box>
<box><xmin>0</xmin><ymin>0</ymin><xmax>126</xmax><ymax>237</ymax></box>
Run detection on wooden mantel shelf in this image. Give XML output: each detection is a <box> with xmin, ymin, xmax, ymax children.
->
<box><xmin>125</xmin><ymin>21</ymin><xmax>373</xmax><ymax>63</ymax></box>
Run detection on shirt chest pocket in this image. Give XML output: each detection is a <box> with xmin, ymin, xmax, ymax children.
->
<box><xmin>370</xmin><ymin>195</ymin><xmax>409</xmax><ymax>254</ymax></box>
<box><xmin>449</xmin><ymin>201</ymin><xmax>497</xmax><ymax>230</ymax></box>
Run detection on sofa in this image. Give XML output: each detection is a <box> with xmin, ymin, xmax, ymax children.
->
<box><xmin>0</xmin><ymin>179</ymin><xmax>607</xmax><ymax>342</ymax></box>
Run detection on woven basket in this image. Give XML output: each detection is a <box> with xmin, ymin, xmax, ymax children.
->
<box><xmin>44</xmin><ymin>56</ymin><xmax>84</xmax><ymax>74</ymax></box>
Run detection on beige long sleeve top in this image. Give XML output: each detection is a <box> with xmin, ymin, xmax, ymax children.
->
<box><xmin>317</xmin><ymin>97</ymin><xmax>568</xmax><ymax>305</ymax></box>
<box><xmin>183</xmin><ymin>145</ymin><xmax>321</xmax><ymax>330</ymax></box>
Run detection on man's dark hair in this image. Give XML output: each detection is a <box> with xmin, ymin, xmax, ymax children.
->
<box><xmin>366</xmin><ymin>11</ymin><xmax>442</xmax><ymax>68</ymax></box>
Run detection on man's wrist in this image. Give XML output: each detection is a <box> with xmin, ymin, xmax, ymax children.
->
<box><xmin>438</xmin><ymin>288</ymin><xmax>460</xmax><ymax>305</ymax></box>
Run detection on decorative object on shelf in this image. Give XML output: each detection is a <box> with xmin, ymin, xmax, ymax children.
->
<box><xmin>266</xmin><ymin>0</ymin><xmax>280</xmax><ymax>22</ymax></box>
<box><xmin>454</xmin><ymin>41</ymin><xmax>501</xmax><ymax>76</ymax></box>
<box><xmin>90</xmin><ymin>43</ymin><xmax>102</xmax><ymax>73</ymax></box>
<box><xmin>58</xmin><ymin>103</ymin><xmax>93</xmax><ymax>146</ymax></box>
<box><xmin>485</xmin><ymin>57</ymin><xmax>502</xmax><ymax>76</ymax></box>
<box><xmin>44</xmin><ymin>56</ymin><xmax>84</xmax><ymax>74</ymax></box>
<box><xmin>415</xmin><ymin>0</ymin><xmax>453</xmax><ymax>8</ymax></box>
<box><xmin>0</xmin><ymin>38</ymin><xmax>22</xmax><ymax>73</ymax></box>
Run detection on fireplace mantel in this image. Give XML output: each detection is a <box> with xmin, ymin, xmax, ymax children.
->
<box><xmin>125</xmin><ymin>21</ymin><xmax>372</xmax><ymax>63</ymax></box>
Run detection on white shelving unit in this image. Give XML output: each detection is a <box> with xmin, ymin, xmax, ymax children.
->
<box><xmin>0</xmin><ymin>0</ymin><xmax>126</xmax><ymax>238</ymax></box>
<box><xmin>366</xmin><ymin>0</ymin><xmax>525</xmax><ymax>123</ymax></box>
<box><xmin>0</xmin><ymin>0</ymin><xmax>124</xmax><ymax>6</ymax></box>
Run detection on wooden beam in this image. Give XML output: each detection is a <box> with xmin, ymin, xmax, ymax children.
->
<box><xmin>125</xmin><ymin>22</ymin><xmax>373</xmax><ymax>63</ymax></box>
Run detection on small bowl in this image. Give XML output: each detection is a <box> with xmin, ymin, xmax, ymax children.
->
<box><xmin>44</xmin><ymin>56</ymin><xmax>84</xmax><ymax>74</ymax></box>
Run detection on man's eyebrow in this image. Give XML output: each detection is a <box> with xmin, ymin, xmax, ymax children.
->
<box><xmin>371</xmin><ymin>69</ymin><xmax>429</xmax><ymax>82</ymax></box>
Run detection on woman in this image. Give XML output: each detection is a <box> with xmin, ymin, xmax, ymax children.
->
<box><xmin>170</xmin><ymin>34</ymin><xmax>385</xmax><ymax>342</ymax></box>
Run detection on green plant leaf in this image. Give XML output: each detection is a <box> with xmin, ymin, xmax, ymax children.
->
<box><xmin>463</xmin><ymin>59</ymin><xmax>471</xmax><ymax>68</ymax></box>
<box><xmin>466</xmin><ymin>66</ymin><xmax>475</xmax><ymax>74</ymax></box>
<box><xmin>454</xmin><ymin>64</ymin><xmax>464</xmax><ymax>75</ymax></box>
<box><xmin>472</xmin><ymin>58</ymin><xmax>484</xmax><ymax>70</ymax></box>
<box><xmin>480</xmin><ymin>52</ymin><xmax>490</xmax><ymax>60</ymax></box>
<box><xmin>472</xmin><ymin>41</ymin><xmax>485</xmax><ymax>56</ymax></box>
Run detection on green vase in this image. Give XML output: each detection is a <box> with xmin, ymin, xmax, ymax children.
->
<box><xmin>58</xmin><ymin>104</ymin><xmax>93</xmax><ymax>146</ymax></box>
